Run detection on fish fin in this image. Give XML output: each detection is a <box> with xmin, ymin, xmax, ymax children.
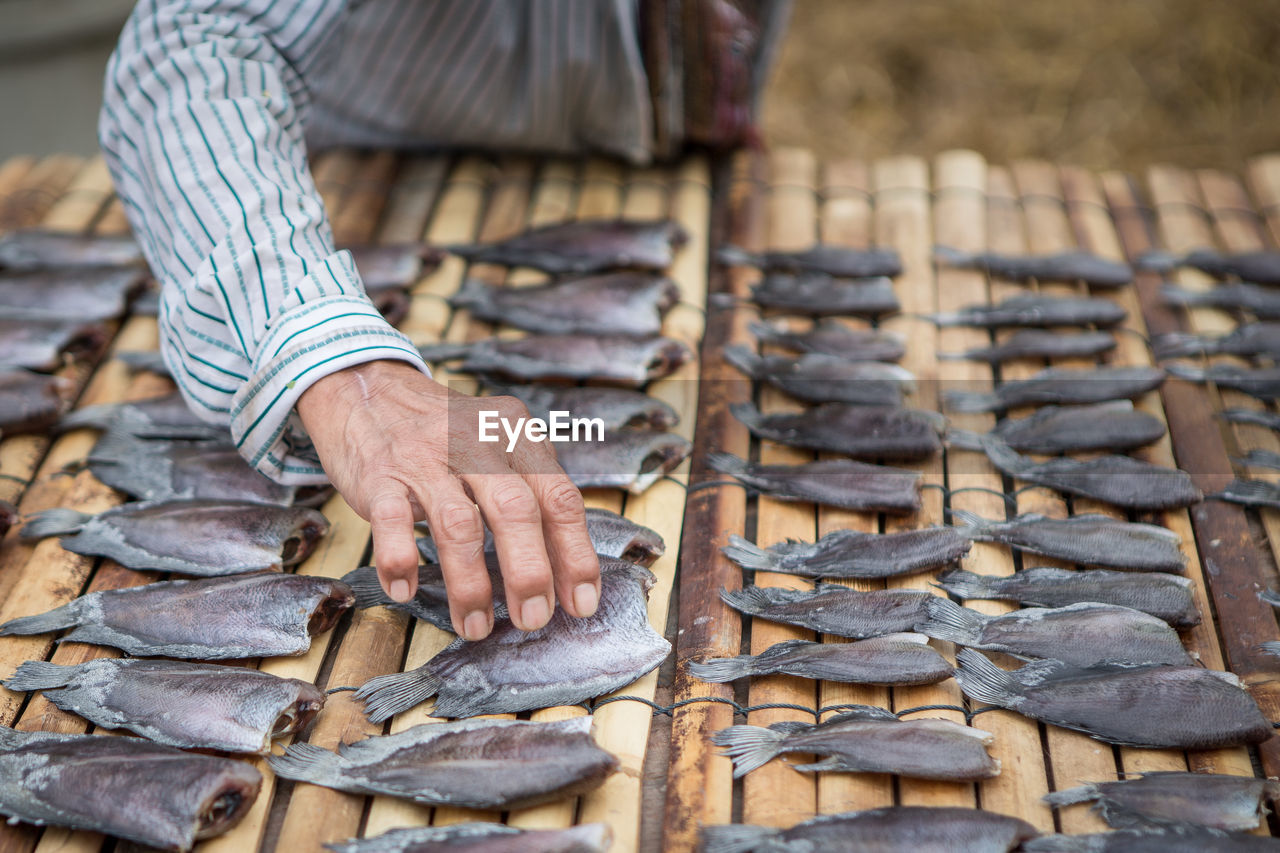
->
<box><xmin>948</xmin><ymin>509</ymin><xmax>992</xmax><ymax>538</ymax></box>
<box><xmin>916</xmin><ymin>597</ymin><xmax>988</xmax><ymax>645</ymax></box>
<box><xmin>1235</xmin><ymin>450</ymin><xmax>1280</xmax><ymax>470</ymax></box>
<box><xmin>700</xmin><ymin>825</ymin><xmax>781</xmax><ymax>853</ymax></box>
<box><xmin>720</xmin><ymin>535</ymin><xmax>776</xmax><ymax>572</ymax></box>
<box><xmin>707</xmin><ymin>452</ymin><xmax>749</xmax><ymax>479</ymax></box>
<box><xmin>953</xmin><ymin>648</ymin><xmax>1021</xmax><ymax>707</ymax></box>
<box><xmin>1216</xmin><ymin>479</ymin><xmax>1280</xmax><ymax>506</ymax></box>
<box><xmin>0</xmin><ymin>600</ymin><xmax>83</xmax><ymax>636</ymax></box>
<box><xmin>340</xmin><ymin>566</ymin><xmax>392</xmax><ymax>610</ymax></box>
<box><xmin>267</xmin><ymin>743</ymin><xmax>349</xmax><ymax>786</ymax></box>
<box><xmin>976</xmin><ymin>436</ymin><xmax>1027</xmax><ymax>476</ymax></box>
<box><xmin>1042</xmin><ymin>783</ymin><xmax>1100</xmax><ymax>808</ymax></box>
<box><xmin>1259</xmin><ymin>589</ymin><xmax>1280</xmax><ymax>609</ymax></box>
<box><xmin>1164</xmin><ymin>362</ymin><xmax>1207</xmax><ymax>382</ymax></box>
<box><xmin>746</xmin><ymin>320</ymin><xmax>783</xmax><ymax>342</ymax></box>
<box><xmin>790</xmin><ymin>757</ymin><xmax>848</xmax><ymax>774</ymax></box>
<box><xmin>1150</xmin><ymin>332</ymin><xmax>1210</xmax><ymax>359</ymax></box>
<box><xmin>1261</xmin><ymin>641</ymin><xmax>1280</xmax><ymax>658</ymax></box>
<box><xmin>354</xmin><ymin>667</ymin><xmax>441</xmax><ymax>723</ymax></box>
<box><xmin>415</xmin><ymin>342</ymin><xmax>470</xmax><ymax>363</ymax></box>
<box><xmin>1134</xmin><ymin>250</ymin><xmax>1180</xmax><ymax>273</ymax></box>
<box><xmin>3</xmin><ymin>660</ymin><xmax>77</xmax><ymax>692</ymax></box>
<box><xmin>716</xmin><ymin>245</ymin><xmax>759</xmax><ymax>267</ymax></box>
<box><xmin>710</xmin><ymin>725</ymin><xmax>788</xmax><ymax>778</ymax></box>
<box><xmin>18</xmin><ymin>508</ymin><xmax>91</xmax><ymax>541</ymax></box>
<box><xmin>941</xmin><ymin>390</ymin><xmax>1001</xmax><ymax>413</ymax></box>
<box><xmin>933</xmin><ymin>568</ymin><xmax>997</xmax><ymax>600</ymax></box>
<box><xmin>728</xmin><ymin>402</ymin><xmax>765</xmax><ymax>433</ymax></box>
<box><xmin>944</xmin><ymin>428</ymin><xmax>987</xmax><ymax>451</ymax></box>
<box><xmin>721</xmin><ymin>345</ymin><xmax>762</xmax><ymax>379</ymax></box>
<box><xmin>766</xmin><ymin>720</ymin><xmax>814</xmax><ymax>735</ymax></box>
<box><xmin>54</xmin><ymin>404</ymin><xmax>117</xmax><ymax>433</ymax></box>
<box><xmin>448</xmin><ymin>277</ymin><xmax>492</xmax><ymax>310</ymax></box>
<box><xmin>687</xmin><ymin>656</ymin><xmax>757</xmax><ymax>683</ymax></box>
<box><xmin>718</xmin><ymin>585</ymin><xmax>789</xmax><ymax>616</ymax></box>
<box><xmin>823</xmin><ymin>705</ymin><xmax>899</xmax><ymax>724</ymax></box>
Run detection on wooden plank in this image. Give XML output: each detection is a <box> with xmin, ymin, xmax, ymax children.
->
<box><xmin>1247</xmin><ymin>154</ymin><xmax>1280</xmax><ymax>247</ymax></box>
<box><xmin>0</xmin><ymin>155</ymin><xmax>81</xmax><ymax>231</ymax></box>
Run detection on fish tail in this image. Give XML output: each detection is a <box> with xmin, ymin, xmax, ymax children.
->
<box><xmin>707</xmin><ymin>452</ymin><xmax>749</xmax><ymax>479</ymax></box>
<box><xmin>1134</xmin><ymin>249</ymin><xmax>1180</xmax><ymax>273</ymax></box>
<box><xmin>1258</xmin><ymin>589</ymin><xmax>1280</xmax><ymax>609</ymax></box>
<box><xmin>941</xmin><ymin>390</ymin><xmax>1001</xmax><ymax>413</ymax></box>
<box><xmin>688</xmin><ymin>656</ymin><xmax>758</xmax><ymax>683</ymax></box>
<box><xmin>0</xmin><ymin>600</ymin><xmax>83</xmax><ymax>636</ymax></box>
<box><xmin>1164</xmin><ymin>362</ymin><xmax>1207</xmax><ymax>382</ymax></box>
<box><xmin>339</xmin><ymin>566</ymin><xmax>392</xmax><ymax>610</ymax></box>
<box><xmin>721</xmin><ymin>345</ymin><xmax>762</xmax><ymax>379</ymax></box>
<box><xmin>720</xmin><ymin>534</ymin><xmax>777</xmax><ymax>572</ymax></box>
<box><xmin>934</xmin><ymin>569</ymin><xmax>999</xmax><ymax>600</ymax></box>
<box><xmin>448</xmin><ymin>277</ymin><xmax>492</xmax><ymax>310</ymax></box>
<box><xmin>1260</xmin><ymin>641</ymin><xmax>1280</xmax><ymax>658</ymax></box>
<box><xmin>977</xmin><ymin>437</ymin><xmax>1027</xmax><ymax>476</ymax></box>
<box><xmin>1158</xmin><ymin>284</ymin><xmax>1210</xmax><ymax>307</ymax></box>
<box><xmin>716</xmin><ymin>245</ymin><xmax>760</xmax><ymax>267</ymax></box>
<box><xmin>948</xmin><ymin>508</ymin><xmax>992</xmax><ymax>539</ymax></box>
<box><xmin>700</xmin><ymin>824</ymin><xmax>781</xmax><ymax>853</ymax></box>
<box><xmin>943</xmin><ymin>428</ymin><xmax>987</xmax><ymax>451</ymax></box>
<box><xmin>266</xmin><ymin>743</ymin><xmax>349</xmax><ymax>786</ymax></box>
<box><xmin>1150</xmin><ymin>332</ymin><xmax>1211</xmax><ymax>359</ymax></box>
<box><xmin>932</xmin><ymin>244</ymin><xmax>975</xmax><ymax>268</ymax></box>
<box><xmin>416</xmin><ymin>342</ymin><xmax>470</xmax><ymax>363</ymax></box>
<box><xmin>1221</xmin><ymin>408</ymin><xmax>1278</xmax><ymax>428</ymax></box>
<box><xmin>1235</xmin><ymin>449</ymin><xmax>1280</xmax><ymax>470</ymax></box>
<box><xmin>728</xmin><ymin>402</ymin><xmax>765</xmax><ymax>432</ymax></box>
<box><xmin>916</xmin><ymin>597</ymin><xmax>987</xmax><ymax>645</ymax></box>
<box><xmin>1042</xmin><ymin>784</ymin><xmax>1100</xmax><ymax>809</ymax></box>
<box><xmin>953</xmin><ymin>648</ymin><xmax>1020</xmax><ymax>707</ymax></box>
<box><xmin>3</xmin><ymin>660</ymin><xmax>77</xmax><ymax>692</ymax></box>
<box><xmin>54</xmin><ymin>404</ymin><xmax>116</xmax><ymax>433</ymax></box>
<box><xmin>1216</xmin><ymin>478</ymin><xmax>1280</xmax><ymax>506</ymax></box>
<box><xmin>709</xmin><ymin>725</ymin><xmax>788</xmax><ymax>778</ymax></box>
<box><xmin>353</xmin><ymin>667</ymin><xmax>441</xmax><ymax>723</ymax></box>
<box><xmin>718</xmin><ymin>585</ymin><xmax>789</xmax><ymax>616</ymax></box>
<box><xmin>746</xmin><ymin>320</ymin><xmax>782</xmax><ymax>343</ymax></box>
<box><xmin>19</xmin><ymin>508</ymin><xmax>91</xmax><ymax>541</ymax></box>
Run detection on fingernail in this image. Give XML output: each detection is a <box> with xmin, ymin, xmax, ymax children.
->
<box><xmin>573</xmin><ymin>583</ymin><xmax>599</xmax><ymax>617</ymax></box>
<box><xmin>389</xmin><ymin>579</ymin><xmax>411</xmax><ymax>603</ymax></box>
<box><xmin>463</xmin><ymin>610</ymin><xmax>489</xmax><ymax>641</ymax></box>
<box><xmin>520</xmin><ymin>595</ymin><xmax>550</xmax><ymax>630</ymax></box>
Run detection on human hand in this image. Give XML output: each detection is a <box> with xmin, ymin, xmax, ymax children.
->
<box><xmin>295</xmin><ymin>360</ymin><xmax>600</xmax><ymax>640</ymax></box>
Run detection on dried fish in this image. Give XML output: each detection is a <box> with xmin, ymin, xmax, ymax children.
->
<box><xmin>1153</xmin><ymin>323</ymin><xmax>1280</xmax><ymax>360</ymax></box>
<box><xmin>723</xmin><ymin>346</ymin><xmax>913</xmax><ymax>405</ymax></box>
<box><xmin>0</xmin><ymin>230</ymin><xmax>144</xmax><ymax>269</ymax></box>
<box><xmin>731</xmin><ymin>402</ymin><xmax>943</xmax><ymax>461</ymax></box>
<box><xmin>0</xmin><ymin>267</ymin><xmax>146</xmax><ymax>320</ymax></box>
<box><xmin>927</xmin><ymin>294</ymin><xmax>1127</xmax><ymax>328</ymax></box>
<box><xmin>451</xmin><ymin>272</ymin><xmax>679</xmax><ymax>336</ymax></box>
<box><xmin>116</xmin><ymin>349</ymin><xmax>170</xmax><ymax>375</ymax></box>
<box><xmin>719</xmin><ymin>584</ymin><xmax>933</xmax><ymax>639</ymax></box>
<box><xmin>447</xmin><ymin>219</ymin><xmax>687</xmax><ymax>274</ymax></box>
<box><xmin>0</xmin><ymin>727</ymin><xmax>260</xmax><ymax>851</ymax></box>
<box><xmin>748</xmin><ymin>318</ymin><xmax>906</xmax><ymax>361</ymax></box>
<box><xmin>942</xmin><ymin>366</ymin><xmax>1166</xmax><ymax>413</ymax></box>
<box><xmin>918</xmin><ymin>599</ymin><xmax>1194</xmax><ymax>668</ymax></box>
<box><xmin>1234</xmin><ymin>449</ymin><xmax>1280</xmax><ymax>470</ymax></box>
<box><xmin>1222</xmin><ymin>408</ymin><xmax>1280</xmax><ymax>431</ymax></box>
<box><xmin>713</xmin><ymin>706</ymin><xmax>998</xmax><ymax>780</ymax></box>
<box><xmin>20</xmin><ymin>499</ymin><xmax>329</xmax><ymax>575</ymax></box>
<box><xmin>934</xmin><ymin>245</ymin><xmax>1133</xmax><ymax>288</ymax></box>
<box><xmin>708</xmin><ymin>452</ymin><xmax>922</xmax><ymax>515</ymax></box>
<box><xmin>0</xmin><ymin>500</ymin><xmax>15</xmax><ymax>539</ymax></box>
<box><xmin>57</xmin><ymin>391</ymin><xmax>225</xmax><ymax>440</ymax></box>
<box><xmin>0</xmin><ymin>368</ymin><xmax>72</xmax><ymax>435</ymax></box>
<box><xmin>1043</xmin><ymin>771</ymin><xmax>1280</xmax><ymax>833</ymax></box>
<box><xmin>345</xmin><ymin>558</ymin><xmax>504</xmax><ymax>632</ymax></box>
<box><xmin>270</xmin><ymin>716</ymin><xmax>616</xmax><ymax>810</ymax></box>
<box><xmin>1138</xmin><ymin>248</ymin><xmax>1280</xmax><ymax>285</ymax></box>
<box><xmin>555</xmin><ymin>429</ymin><xmax>692</xmax><ymax>494</ymax></box>
<box><xmin>749</xmin><ymin>273</ymin><xmax>900</xmax><ymax>316</ymax></box>
<box><xmin>722</xmin><ymin>527</ymin><xmax>970</xmax><ymax>580</ymax></box>
<box><xmin>720</xmin><ymin>244</ymin><xmax>903</xmax><ymax>278</ymax></box>
<box><xmin>1162</xmin><ymin>282</ymin><xmax>1280</xmax><ymax>319</ymax></box>
<box><xmin>485</xmin><ymin>383</ymin><xmax>679</xmax><ymax>431</ymax></box>
<box><xmin>981</xmin><ymin>401</ymin><xmax>1165</xmax><ymax>454</ymax></box>
<box><xmin>936</xmin><ymin>568</ymin><xmax>1200</xmax><ymax>630</ymax></box>
<box><xmin>1023</xmin><ymin>828</ymin><xmax>1280</xmax><ymax>852</ymax></box>
<box><xmin>3</xmin><ymin>659</ymin><xmax>323</xmax><ymax>753</ymax></box>
<box><xmin>701</xmin><ymin>806</ymin><xmax>1039</xmax><ymax>853</ymax></box>
<box><xmin>1213</xmin><ymin>478</ymin><xmax>1280</xmax><ymax>509</ymax></box>
<box><xmin>355</xmin><ymin>560</ymin><xmax>669</xmax><ymax>721</ymax></box>
<box><xmin>88</xmin><ymin>433</ymin><xmax>297</xmax><ymax>504</ymax></box>
<box><xmin>418</xmin><ymin>335</ymin><xmax>690</xmax><ymax>386</ymax></box>
<box><xmin>954</xmin><ymin>649</ymin><xmax>1273</xmax><ymax>748</ymax></box>
<box><xmin>349</xmin><ymin>243</ymin><xmax>441</xmax><ymax>290</ymax></box>
<box><xmin>939</xmin><ymin>329</ymin><xmax>1117</xmax><ymax>364</ymax></box>
<box><xmin>949</xmin><ymin>430</ymin><xmax>1201</xmax><ymax>510</ymax></box>
<box><xmin>1260</xmin><ymin>589</ymin><xmax>1280</xmax><ymax>609</ymax></box>
<box><xmin>1166</xmin><ymin>363</ymin><xmax>1280</xmax><ymax>400</ymax></box>
<box><xmin>0</xmin><ymin>572</ymin><xmax>354</xmax><ymax>659</ymax></box>
<box><xmin>690</xmin><ymin>634</ymin><xmax>952</xmax><ymax>686</ymax></box>
<box><xmin>325</xmin><ymin>823</ymin><xmax>613</xmax><ymax>853</ymax></box>
<box><xmin>0</xmin><ymin>317</ymin><xmax>106</xmax><ymax>370</ymax></box>
<box><xmin>951</xmin><ymin>510</ymin><xmax>1186</xmax><ymax>572</ymax></box>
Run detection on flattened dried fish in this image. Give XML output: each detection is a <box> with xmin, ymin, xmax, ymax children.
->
<box><xmin>3</xmin><ymin>659</ymin><xmax>323</xmax><ymax>753</ymax></box>
<box><xmin>349</xmin><ymin>243</ymin><xmax>441</xmax><ymax>290</ymax></box>
<box><xmin>981</xmin><ymin>401</ymin><xmax>1165</xmax><ymax>454</ymax></box>
<box><xmin>720</xmin><ymin>244</ymin><xmax>903</xmax><ymax>278</ymax></box>
<box><xmin>731</xmin><ymin>402</ymin><xmax>943</xmax><ymax>460</ymax></box>
<box><xmin>452</xmin><ymin>272</ymin><xmax>678</xmax><ymax>336</ymax></box>
<box><xmin>1222</xmin><ymin>408</ymin><xmax>1280</xmax><ymax>432</ymax></box>
<box><xmin>722</xmin><ymin>527</ymin><xmax>970</xmax><ymax>580</ymax></box>
<box><xmin>936</xmin><ymin>568</ymin><xmax>1200</xmax><ymax>629</ymax></box>
<box><xmin>749</xmin><ymin>273</ymin><xmax>900</xmax><ymax>316</ymax></box>
<box><xmin>943</xmin><ymin>366</ymin><xmax>1166</xmax><ymax>413</ymax></box>
<box><xmin>88</xmin><ymin>433</ymin><xmax>297</xmax><ymax>504</ymax></box>
<box><xmin>748</xmin><ymin>318</ymin><xmax>906</xmax><ymax>361</ymax></box>
<box><xmin>1043</xmin><ymin>771</ymin><xmax>1280</xmax><ymax>833</ymax></box>
<box><xmin>927</xmin><ymin>294</ymin><xmax>1127</xmax><ymax>328</ymax></box>
<box><xmin>57</xmin><ymin>391</ymin><xmax>224</xmax><ymax>440</ymax></box>
<box><xmin>690</xmin><ymin>634</ymin><xmax>952</xmax><ymax>686</ymax></box>
<box><xmin>918</xmin><ymin>599</ymin><xmax>1193</xmax><ymax>667</ymax></box>
<box><xmin>448</xmin><ymin>219</ymin><xmax>687</xmax><ymax>274</ymax></box>
<box><xmin>0</xmin><ymin>230</ymin><xmax>144</xmax><ymax>269</ymax></box>
<box><xmin>708</xmin><ymin>452</ymin><xmax>922</xmax><ymax>515</ymax></box>
<box><xmin>719</xmin><ymin>584</ymin><xmax>932</xmax><ymax>639</ymax></box>
<box><xmin>0</xmin><ymin>572</ymin><xmax>353</xmax><ymax>659</ymax></box>
<box><xmin>1138</xmin><ymin>248</ymin><xmax>1280</xmax><ymax>285</ymax></box>
<box><xmin>1213</xmin><ymin>478</ymin><xmax>1280</xmax><ymax>509</ymax></box>
<box><xmin>713</xmin><ymin>706</ymin><xmax>998</xmax><ymax>780</ymax></box>
<box><xmin>355</xmin><ymin>560</ymin><xmax>669</xmax><ymax>721</ymax></box>
<box><xmin>723</xmin><ymin>346</ymin><xmax>913</xmax><ymax>405</ymax></box>
<box><xmin>1166</xmin><ymin>363</ymin><xmax>1280</xmax><ymax>400</ymax></box>
<box><xmin>951</xmin><ymin>510</ymin><xmax>1186</xmax><ymax>572</ymax></box>
<box><xmin>1023</xmin><ymin>828</ymin><xmax>1280</xmax><ymax>852</ymax></box>
<box><xmin>939</xmin><ymin>329</ymin><xmax>1117</xmax><ymax>363</ymax></box>
<box><xmin>934</xmin><ymin>245</ymin><xmax>1133</xmax><ymax>288</ymax></box>
<box><xmin>485</xmin><ymin>383</ymin><xmax>678</xmax><ymax>431</ymax></box>
<box><xmin>1234</xmin><ymin>449</ymin><xmax>1280</xmax><ymax>470</ymax></box>
<box><xmin>702</xmin><ymin>806</ymin><xmax>1039</xmax><ymax>853</ymax></box>
<box><xmin>0</xmin><ymin>727</ymin><xmax>259</xmax><ymax>852</ymax></box>
<box><xmin>950</xmin><ymin>430</ymin><xmax>1201</xmax><ymax>510</ymax></box>
<box><xmin>555</xmin><ymin>429</ymin><xmax>692</xmax><ymax>494</ymax></box>
<box><xmin>269</xmin><ymin>717</ymin><xmax>616</xmax><ymax>810</ymax></box>
<box><xmin>1153</xmin><ymin>323</ymin><xmax>1280</xmax><ymax>360</ymax></box>
<box><xmin>0</xmin><ymin>317</ymin><xmax>105</xmax><ymax>370</ymax></box>
<box><xmin>345</xmin><ymin>559</ymin><xmax>504</xmax><ymax>632</ymax></box>
<box><xmin>326</xmin><ymin>823</ymin><xmax>613</xmax><ymax>853</ymax></box>
<box><xmin>954</xmin><ymin>649</ymin><xmax>1272</xmax><ymax>749</ymax></box>
<box><xmin>0</xmin><ymin>369</ymin><xmax>72</xmax><ymax>435</ymax></box>
<box><xmin>419</xmin><ymin>335</ymin><xmax>690</xmax><ymax>386</ymax></box>
<box><xmin>20</xmin><ymin>499</ymin><xmax>328</xmax><ymax>575</ymax></box>
<box><xmin>1162</xmin><ymin>282</ymin><xmax>1280</xmax><ymax>319</ymax></box>
<box><xmin>0</xmin><ymin>267</ymin><xmax>146</xmax><ymax>320</ymax></box>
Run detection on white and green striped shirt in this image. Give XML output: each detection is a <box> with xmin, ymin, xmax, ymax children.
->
<box><xmin>99</xmin><ymin>0</ymin><xmax>653</xmax><ymax>484</ymax></box>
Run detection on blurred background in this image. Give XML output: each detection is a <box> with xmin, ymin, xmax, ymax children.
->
<box><xmin>2</xmin><ymin>0</ymin><xmax>1277</xmax><ymax>170</ymax></box>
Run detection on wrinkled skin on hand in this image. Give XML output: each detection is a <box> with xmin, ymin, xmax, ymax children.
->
<box><xmin>297</xmin><ymin>360</ymin><xmax>600</xmax><ymax>641</ymax></box>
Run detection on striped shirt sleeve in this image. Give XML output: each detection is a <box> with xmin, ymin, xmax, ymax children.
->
<box><xmin>98</xmin><ymin>0</ymin><xmax>429</xmax><ymax>485</ymax></box>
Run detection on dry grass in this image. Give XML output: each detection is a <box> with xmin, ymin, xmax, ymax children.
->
<box><xmin>761</xmin><ymin>0</ymin><xmax>1280</xmax><ymax>170</ymax></box>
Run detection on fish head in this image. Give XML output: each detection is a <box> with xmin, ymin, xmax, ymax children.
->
<box><xmin>641</xmin><ymin>338</ymin><xmax>693</xmax><ymax>381</ymax></box>
<box><xmin>193</xmin><ymin>760</ymin><xmax>262</xmax><ymax>841</ymax></box>
<box><xmin>281</xmin><ymin>509</ymin><xmax>332</xmax><ymax>567</ymax></box>
<box><xmin>308</xmin><ymin>581</ymin><xmax>356</xmax><ymax>635</ymax></box>
<box><xmin>271</xmin><ymin>681</ymin><xmax>327</xmax><ymax>740</ymax></box>
<box><xmin>623</xmin><ymin>434</ymin><xmax>693</xmax><ymax>494</ymax></box>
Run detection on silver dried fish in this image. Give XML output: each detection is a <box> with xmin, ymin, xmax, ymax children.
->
<box><xmin>0</xmin><ymin>368</ymin><xmax>73</xmax><ymax>435</ymax></box>
<box><xmin>56</xmin><ymin>391</ymin><xmax>225</xmax><ymax>440</ymax></box>
<box><xmin>419</xmin><ymin>335</ymin><xmax>690</xmax><ymax>386</ymax></box>
<box><xmin>1023</xmin><ymin>828</ymin><xmax>1280</xmax><ymax>852</ymax></box>
<box><xmin>0</xmin><ymin>230</ymin><xmax>143</xmax><ymax>269</ymax></box>
<box><xmin>708</xmin><ymin>452</ymin><xmax>922</xmax><ymax>515</ymax></box>
<box><xmin>486</xmin><ymin>382</ymin><xmax>679</xmax><ymax>431</ymax></box>
<box><xmin>452</xmin><ymin>272</ymin><xmax>678</xmax><ymax>336</ymax></box>
<box><xmin>1138</xmin><ymin>248</ymin><xmax>1280</xmax><ymax>285</ymax></box>
<box><xmin>719</xmin><ymin>584</ymin><xmax>932</xmax><ymax>639</ymax></box>
<box><xmin>927</xmin><ymin>294</ymin><xmax>1127</xmax><ymax>328</ymax></box>
<box><xmin>943</xmin><ymin>366</ymin><xmax>1165</xmax><ymax>413</ymax></box>
<box><xmin>0</xmin><ymin>267</ymin><xmax>146</xmax><ymax>321</ymax></box>
<box><xmin>749</xmin><ymin>273</ymin><xmax>900</xmax><ymax>316</ymax></box>
<box><xmin>88</xmin><ymin>432</ymin><xmax>297</xmax><ymax>504</ymax></box>
<box><xmin>1161</xmin><ymin>282</ymin><xmax>1280</xmax><ymax>319</ymax></box>
<box><xmin>748</xmin><ymin>319</ymin><xmax>906</xmax><ymax>361</ymax></box>
<box><xmin>720</xmin><ymin>244</ymin><xmax>903</xmax><ymax>278</ymax></box>
<box><xmin>722</xmin><ymin>527</ymin><xmax>970</xmax><ymax>580</ymax></box>
<box><xmin>951</xmin><ymin>510</ymin><xmax>1186</xmax><ymax>572</ymax></box>
<box><xmin>979</xmin><ymin>401</ymin><xmax>1165</xmax><ymax>455</ymax></box>
<box><xmin>555</xmin><ymin>429</ymin><xmax>691</xmax><ymax>494</ymax></box>
<box><xmin>1044</xmin><ymin>771</ymin><xmax>1280</xmax><ymax>833</ymax></box>
<box><xmin>0</xmin><ymin>317</ymin><xmax>106</xmax><ymax>371</ymax></box>
<box><xmin>1166</xmin><ymin>362</ymin><xmax>1280</xmax><ymax>400</ymax></box>
<box><xmin>723</xmin><ymin>345</ymin><xmax>913</xmax><ymax>405</ymax></box>
<box><xmin>325</xmin><ymin>823</ymin><xmax>613</xmax><ymax>853</ymax></box>
<box><xmin>1213</xmin><ymin>478</ymin><xmax>1280</xmax><ymax>509</ymax></box>
<box><xmin>1153</xmin><ymin>323</ymin><xmax>1280</xmax><ymax>360</ymax></box>
<box><xmin>934</xmin><ymin>245</ymin><xmax>1133</xmax><ymax>288</ymax></box>
<box><xmin>731</xmin><ymin>402</ymin><xmax>943</xmax><ymax>461</ymax></box>
<box><xmin>938</xmin><ymin>329</ymin><xmax>1117</xmax><ymax>364</ymax></box>
<box><xmin>690</xmin><ymin>634</ymin><xmax>951</xmax><ymax>686</ymax></box>
<box><xmin>448</xmin><ymin>219</ymin><xmax>687</xmax><ymax>275</ymax></box>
